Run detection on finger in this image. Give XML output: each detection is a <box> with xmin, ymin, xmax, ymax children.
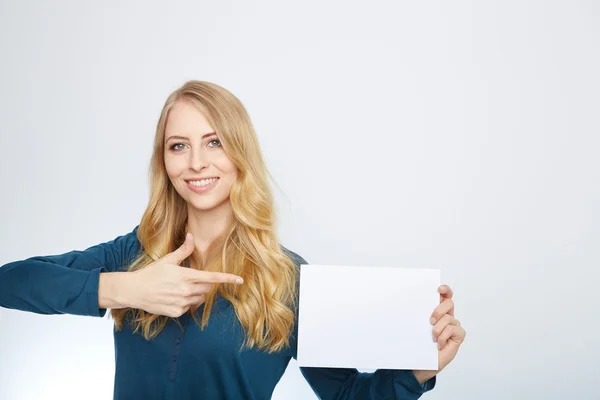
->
<box><xmin>437</xmin><ymin>325</ymin><xmax>454</xmax><ymax>350</ymax></box>
<box><xmin>432</xmin><ymin>316</ymin><xmax>461</xmax><ymax>342</ymax></box>
<box><xmin>430</xmin><ymin>298</ymin><xmax>454</xmax><ymax>324</ymax></box>
<box><xmin>182</xmin><ymin>269</ymin><xmax>244</xmax><ymax>285</ymax></box>
<box><xmin>432</xmin><ymin>314</ymin><xmax>454</xmax><ymax>342</ymax></box>
<box><xmin>443</xmin><ymin>326</ymin><xmax>467</xmax><ymax>350</ymax></box>
<box><xmin>186</xmin><ymin>294</ymin><xmax>206</xmax><ymax>307</ymax></box>
<box><xmin>179</xmin><ymin>283</ymin><xmax>212</xmax><ymax>297</ymax></box>
<box><xmin>162</xmin><ymin>233</ymin><xmax>196</xmax><ymax>265</ymax></box>
<box><xmin>168</xmin><ymin>305</ymin><xmax>191</xmax><ymax>318</ymax></box>
<box><xmin>438</xmin><ymin>285</ymin><xmax>453</xmax><ymax>300</ymax></box>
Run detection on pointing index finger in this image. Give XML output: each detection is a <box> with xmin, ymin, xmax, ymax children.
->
<box><xmin>183</xmin><ymin>269</ymin><xmax>244</xmax><ymax>285</ymax></box>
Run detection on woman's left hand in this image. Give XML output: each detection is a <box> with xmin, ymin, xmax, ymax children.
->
<box><xmin>431</xmin><ymin>284</ymin><xmax>466</xmax><ymax>371</ymax></box>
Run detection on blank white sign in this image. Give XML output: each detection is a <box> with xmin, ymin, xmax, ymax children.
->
<box><xmin>297</xmin><ymin>265</ymin><xmax>440</xmax><ymax>371</ymax></box>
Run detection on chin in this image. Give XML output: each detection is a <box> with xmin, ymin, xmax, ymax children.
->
<box><xmin>189</xmin><ymin>198</ymin><xmax>228</xmax><ymax>212</ymax></box>
<box><xmin>188</xmin><ymin>201</ymin><xmax>217</xmax><ymax>211</ymax></box>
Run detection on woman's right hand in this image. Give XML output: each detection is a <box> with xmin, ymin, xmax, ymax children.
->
<box><xmin>122</xmin><ymin>232</ymin><xmax>243</xmax><ymax>318</ymax></box>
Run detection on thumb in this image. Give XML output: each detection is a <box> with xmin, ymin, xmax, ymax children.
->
<box><xmin>163</xmin><ymin>232</ymin><xmax>195</xmax><ymax>265</ymax></box>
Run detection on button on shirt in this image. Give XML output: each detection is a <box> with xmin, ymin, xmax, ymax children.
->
<box><xmin>0</xmin><ymin>226</ymin><xmax>436</xmax><ymax>399</ymax></box>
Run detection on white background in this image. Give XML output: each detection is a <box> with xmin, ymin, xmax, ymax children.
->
<box><xmin>1</xmin><ymin>1</ymin><xmax>598</xmax><ymax>399</ymax></box>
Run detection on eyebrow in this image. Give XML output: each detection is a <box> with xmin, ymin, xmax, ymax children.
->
<box><xmin>165</xmin><ymin>132</ymin><xmax>217</xmax><ymax>142</ymax></box>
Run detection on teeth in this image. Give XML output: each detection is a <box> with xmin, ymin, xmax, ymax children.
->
<box><xmin>188</xmin><ymin>178</ymin><xmax>218</xmax><ymax>187</ymax></box>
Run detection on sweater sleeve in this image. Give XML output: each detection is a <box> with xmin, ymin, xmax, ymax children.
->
<box><xmin>298</xmin><ymin>366</ymin><xmax>435</xmax><ymax>399</ymax></box>
<box><xmin>281</xmin><ymin>246</ymin><xmax>437</xmax><ymax>399</ymax></box>
<box><xmin>0</xmin><ymin>226</ymin><xmax>140</xmax><ymax>317</ymax></box>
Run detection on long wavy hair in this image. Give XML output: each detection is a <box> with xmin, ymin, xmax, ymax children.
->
<box><xmin>110</xmin><ymin>80</ymin><xmax>298</xmax><ymax>353</ymax></box>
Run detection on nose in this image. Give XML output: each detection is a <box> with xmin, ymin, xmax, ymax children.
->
<box><xmin>189</xmin><ymin>148</ymin><xmax>209</xmax><ymax>172</ymax></box>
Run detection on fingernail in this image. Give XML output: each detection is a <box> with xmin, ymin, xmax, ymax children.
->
<box><xmin>430</xmin><ymin>317</ymin><xmax>436</xmax><ymax>325</ymax></box>
<box><xmin>236</xmin><ymin>278</ymin><xmax>244</xmax><ymax>284</ymax></box>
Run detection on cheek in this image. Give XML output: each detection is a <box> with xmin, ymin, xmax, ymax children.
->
<box><xmin>164</xmin><ymin>155</ymin><xmax>184</xmax><ymax>177</ymax></box>
<box><xmin>214</xmin><ymin>154</ymin><xmax>237</xmax><ymax>174</ymax></box>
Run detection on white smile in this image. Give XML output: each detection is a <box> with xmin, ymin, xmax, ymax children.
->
<box><xmin>187</xmin><ymin>178</ymin><xmax>219</xmax><ymax>187</ymax></box>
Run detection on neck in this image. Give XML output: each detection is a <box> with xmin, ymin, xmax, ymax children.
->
<box><xmin>185</xmin><ymin>201</ymin><xmax>235</xmax><ymax>255</ymax></box>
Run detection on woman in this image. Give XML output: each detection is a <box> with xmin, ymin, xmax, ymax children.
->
<box><xmin>0</xmin><ymin>80</ymin><xmax>466</xmax><ymax>399</ymax></box>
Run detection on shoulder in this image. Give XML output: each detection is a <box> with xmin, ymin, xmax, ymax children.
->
<box><xmin>121</xmin><ymin>225</ymin><xmax>141</xmax><ymax>249</ymax></box>
<box><xmin>128</xmin><ymin>225</ymin><xmax>144</xmax><ymax>257</ymax></box>
<box><xmin>280</xmin><ymin>245</ymin><xmax>308</xmax><ymax>267</ymax></box>
<box><xmin>107</xmin><ymin>225</ymin><xmax>143</xmax><ymax>266</ymax></box>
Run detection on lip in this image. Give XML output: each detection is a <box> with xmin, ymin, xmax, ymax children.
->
<box><xmin>185</xmin><ymin>177</ymin><xmax>219</xmax><ymax>182</ymax></box>
<box><xmin>185</xmin><ymin>177</ymin><xmax>219</xmax><ymax>193</ymax></box>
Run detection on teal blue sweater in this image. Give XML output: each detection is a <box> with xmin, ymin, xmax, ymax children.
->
<box><xmin>0</xmin><ymin>226</ymin><xmax>436</xmax><ymax>399</ymax></box>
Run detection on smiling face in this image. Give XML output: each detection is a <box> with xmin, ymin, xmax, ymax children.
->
<box><xmin>163</xmin><ymin>99</ymin><xmax>238</xmax><ymax>214</ymax></box>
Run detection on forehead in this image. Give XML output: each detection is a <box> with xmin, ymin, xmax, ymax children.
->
<box><xmin>165</xmin><ymin>100</ymin><xmax>215</xmax><ymax>138</ymax></box>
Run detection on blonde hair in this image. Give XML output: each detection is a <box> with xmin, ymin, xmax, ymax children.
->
<box><xmin>110</xmin><ymin>81</ymin><xmax>298</xmax><ymax>353</ymax></box>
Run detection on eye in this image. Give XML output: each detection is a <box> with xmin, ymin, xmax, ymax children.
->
<box><xmin>208</xmin><ymin>139</ymin><xmax>222</xmax><ymax>148</ymax></box>
<box><xmin>169</xmin><ymin>143</ymin><xmax>187</xmax><ymax>151</ymax></box>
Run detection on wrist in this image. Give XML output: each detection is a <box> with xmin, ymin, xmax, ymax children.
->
<box><xmin>98</xmin><ymin>272</ymin><xmax>133</xmax><ymax>309</ymax></box>
<box><xmin>412</xmin><ymin>369</ymin><xmax>438</xmax><ymax>385</ymax></box>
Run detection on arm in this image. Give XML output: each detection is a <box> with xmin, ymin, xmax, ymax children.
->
<box><xmin>412</xmin><ymin>370</ymin><xmax>438</xmax><ymax>385</ymax></box>
<box><xmin>299</xmin><ymin>366</ymin><xmax>435</xmax><ymax>400</ymax></box>
<box><xmin>300</xmin><ymin>284</ymin><xmax>468</xmax><ymax>398</ymax></box>
<box><xmin>98</xmin><ymin>271</ymin><xmax>134</xmax><ymax>310</ymax></box>
<box><xmin>281</xmin><ymin>247</ymin><xmax>436</xmax><ymax>399</ymax></box>
<box><xmin>0</xmin><ymin>226</ymin><xmax>140</xmax><ymax>317</ymax></box>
